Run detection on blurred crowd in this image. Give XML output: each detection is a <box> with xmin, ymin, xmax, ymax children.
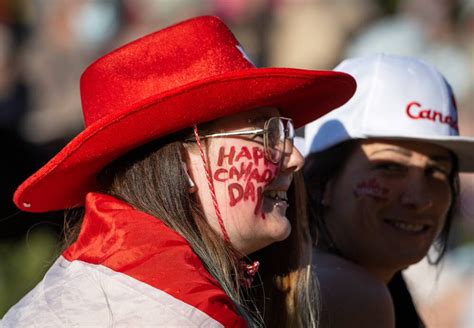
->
<box><xmin>0</xmin><ymin>0</ymin><xmax>472</xmax><ymax>326</ymax></box>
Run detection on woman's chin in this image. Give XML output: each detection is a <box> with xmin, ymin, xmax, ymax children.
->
<box><xmin>244</xmin><ymin>224</ymin><xmax>292</xmax><ymax>255</ymax></box>
<box><xmin>266</xmin><ymin>214</ymin><xmax>292</xmax><ymax>242</ymax></box>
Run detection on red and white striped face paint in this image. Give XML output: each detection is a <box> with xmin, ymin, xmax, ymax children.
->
<box><xmin>321</xmin><ymin>140</ymin><xmax>453</xmax><ymax>280</ymax></box>
<box><xmin>185</xmin><ymin>107</ymin><xmax>304</xmax><ymax>255</ymax></box>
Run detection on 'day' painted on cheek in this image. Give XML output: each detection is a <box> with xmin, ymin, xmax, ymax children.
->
<box><xmin>353</xmin><ymin>177</ymin><xmax>390</xmax><ymax>202</ymax></box>
<box><xmin>213</xmin><ymin>146</ymin><xmax>278</xmax><ymax>216</ymax></box>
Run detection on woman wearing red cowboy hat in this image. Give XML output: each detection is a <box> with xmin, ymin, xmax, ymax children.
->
<box><xmin>2</xmin><ymin>16</ymin><xmax>355</xmax><ymax>327</ymax></box>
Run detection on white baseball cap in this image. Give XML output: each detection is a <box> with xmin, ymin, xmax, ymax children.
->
<box><xmin>304</xmin><ymin>53</ymin><xmax>474</xmax><ymax>172</ymax></box>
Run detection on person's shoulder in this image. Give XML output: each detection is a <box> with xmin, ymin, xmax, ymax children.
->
<box><xmin>313</xmin><ymin>250</ymin><xmax>395</xmax><ymax>328</ymax></box>
<box><xmin>62</xmin><ymin>193</ymin><xmax>246</xmax><ymax>327</ymax></box>
<box><xmin>3</xmin><ymin>255</ymin><xmax>245</xmax><ymax>327</ymax></box>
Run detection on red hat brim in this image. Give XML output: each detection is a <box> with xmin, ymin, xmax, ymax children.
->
<box><xmin>14</xmin><ymin>67</ymin><xmax>355</xmax><ymax>212</ymax></box>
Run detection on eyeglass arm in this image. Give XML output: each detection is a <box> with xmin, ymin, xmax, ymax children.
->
<box><xmin>185</xmin><ymin>128</ymin><xmax>264</xmax><ymax>141</ymax></box>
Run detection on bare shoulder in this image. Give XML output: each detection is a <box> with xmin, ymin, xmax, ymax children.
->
<box><xmin>313</xmin><ymin>250</ymin><xmax>395</xmax><ymax>328</ymax></box>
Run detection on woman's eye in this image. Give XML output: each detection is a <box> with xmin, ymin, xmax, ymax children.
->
<box><xmin>426</xmin><ymin>166</ymin><xmax>450</xmax><ymax>179</ymax></box>
<box><xmin>254</xmin><ymin>132</ymin><xmax>265</xmax><ymax>141</ymax></box>
<box><xmin>374</xmin><ymin>162</ymin><xmax>406</xmax><ymax>172</ymax></box>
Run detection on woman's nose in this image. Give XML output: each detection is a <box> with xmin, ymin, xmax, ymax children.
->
<box><xmin>399</xmin><ymin>177</ymin><xmax>434</xmax><ymax>212</ymax></box>
<box><xmin>400</xmin><ymin>192</ymin><xmax>434</xmax><ymax>212</ymax></box>
<box><xmin>280</xmin><ymin>143</ymin><xmax>304</xmax><ymax>173</ymax></box>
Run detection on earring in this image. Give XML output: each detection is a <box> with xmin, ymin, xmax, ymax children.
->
<box><xmin>181</xmin><ymin>161</ymin><xmax>197</xmax><ymax>193</ymax></box>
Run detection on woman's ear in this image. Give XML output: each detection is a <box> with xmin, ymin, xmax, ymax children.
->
<box><xmin>321</xmin><ymin>179</ymin><xmax>334</xmax><ymax>207</ymax></box>
<box><xmin>180</xmin><ymin>144</ymin><xmax>197</xmax><ymax>193</ymax></box>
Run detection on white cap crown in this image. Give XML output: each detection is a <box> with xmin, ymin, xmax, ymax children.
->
<box><xmin>305</xmin><ymin>54</ymin><xmax>474</xmax><ymax>171</ymax></box>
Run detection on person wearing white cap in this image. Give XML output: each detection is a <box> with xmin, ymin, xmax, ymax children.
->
<box><xmin>303</xmin><ymin>54</ymin><xmax>474</xmax><ymax>327</ymax></box>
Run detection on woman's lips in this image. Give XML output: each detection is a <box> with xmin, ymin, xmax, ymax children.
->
<box><xmin>264</xmin><ymin>190</ymin><xmax>288</xmax><ymax>200</ymax></box>
<box><xmin>263</xmin><ymin>190</ymin><xmax>289</xmax><ymax>208</ymax></box>
<box><xmin>383</xmin><ymin>218</ymin><xmax>431</xmax><ymax>233</ymax></box>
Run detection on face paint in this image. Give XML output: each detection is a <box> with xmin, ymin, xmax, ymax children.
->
<box><xmin>214</xmin><ymin>145</ymin><xmax>277</xmax><ymax>218</ymax></box>
<box><xmin>255</xmin><ymin>186</ymin><xmax>265</xmax><ymax>219</ymax></box>
<box><xmin>217</xmin><ymin>145</ymin><xmax>270</xmax><ymax>166</ymax></box>
<box><xmin>353</xmin><ymin>177</ymin><xmax>390</xmax><ymax>202</ymax></box>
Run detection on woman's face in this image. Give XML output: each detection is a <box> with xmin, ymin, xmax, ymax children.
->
<box><xmin>323</xmin><ymin>139</ymin><xmax>453</xmax><ymax>280</ymax></box>
<box><xmin>185</xmin><ymin>107</ymin><xmax>304</xmax><ymax>255</ymax></box>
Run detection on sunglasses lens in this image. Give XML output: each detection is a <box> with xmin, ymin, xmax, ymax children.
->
<box><xmin>266</xmin><ymin>117</ymin><xmax>285</xmax><ymax>163</ymax></box>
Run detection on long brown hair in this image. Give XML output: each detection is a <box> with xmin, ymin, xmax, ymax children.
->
<box><xmin>63</xmin><ymin>130</ymin><xmax>318</xmax><ymax>327</ymax></box>
<box><xmin>252</xmin><ymin>171</ymin><xmax>319</xmax><ymax>327</ymax></box>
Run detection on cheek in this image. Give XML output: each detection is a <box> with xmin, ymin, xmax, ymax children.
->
<box><xmin>433</xmin><ymin>191</ymin><xmax>452</xmax><ymax>238</ymax></box>
<box><xmin>353</xmin><ymin>177</ymin><xmax>391</xmax><ymax>203</ymax></box>
<box><xmin>433</xmin><ymin>182</ymin><xmax>453</xmax><ymax>218</ymax></box>
<box><xmin>212</xmin><ymin>145</ymin><xmax>278</xmax><ymax>214</ymax></box>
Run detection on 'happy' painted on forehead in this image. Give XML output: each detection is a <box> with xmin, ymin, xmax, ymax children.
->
<box><xmin>213</xmin><ymin>145</ymin><xmax>278</xmax><ymax>218</ymax></box>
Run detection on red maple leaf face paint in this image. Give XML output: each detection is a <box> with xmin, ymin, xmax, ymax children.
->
<box><xmin>213</xmin><ymin>145</ymin><xmax>278</xmax><ymax>219</ymax></box>
<box><xmin>353</xmin><ymin>177</ymin><xmax>390</xmax><ymax>202</ymax></box>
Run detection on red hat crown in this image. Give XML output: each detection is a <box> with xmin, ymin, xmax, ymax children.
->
<box><xmin>81</xmin><ymin>16</ymin><xmax>254</xmax><ymax>127</ymax></box>
<box><xmin>14</xmin><ymin>15</ymin><xmax>356</xmax><ymax>212</ymax></box>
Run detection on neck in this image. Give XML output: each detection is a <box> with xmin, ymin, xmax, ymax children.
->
<box><xmin>314</xmin><ymin>241</ymin><xmax>396</xmax><ymax>284</ymax></box>
<box><xmin>362</xmin><ymin>265</ymin><xmax>397</xmax><ymax>284</ymax></box>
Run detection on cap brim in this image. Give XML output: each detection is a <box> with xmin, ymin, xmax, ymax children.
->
<box><xmin>14</xmin><ymin>67</ymin><xmax>356</xmax><ymax>212</ymax></box>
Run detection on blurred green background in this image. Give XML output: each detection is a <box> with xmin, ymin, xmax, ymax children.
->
<box><xmin>0</xmin><ymin>228</ymin><xmax>58</xmax><ymax>315</ymax></box>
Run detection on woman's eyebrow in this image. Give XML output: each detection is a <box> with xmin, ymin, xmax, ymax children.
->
<box><xmin>247</xmin><ymin>116</ymin><xmax>270</xmax><ymax>125</ymax></box>
<box><xmin>370</xmin><ymin>148</ymin><xmax>453</xmax><ymax>166</ymax></box>
<box><xmin>369</xmin><ymin>148</ymin><xmax>412</xmax><ymax>157</ymax></box>
<box><xmin>427</xmin><ymin>155</ymin><xmax>453</xmax><ymax>166</ymax></box>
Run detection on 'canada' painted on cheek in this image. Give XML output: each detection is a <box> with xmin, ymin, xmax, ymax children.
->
<box><xmin>353</xmin><ymin>178</ymin><xmax>390</xmax><ymax>202</ymax></box>
<box><xmin>213</xmin><ymin>146</ymin><xmax>277</xmax><ymax>216</ymax></box>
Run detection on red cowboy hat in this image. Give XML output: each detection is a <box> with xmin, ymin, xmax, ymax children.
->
<box><xmin>14</xmin><ymin>15</ymin><xmax>356</xmax><ymax>213</ymax></box>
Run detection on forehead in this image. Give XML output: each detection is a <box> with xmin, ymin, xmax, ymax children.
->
<box><xmin>208</xmin><ymin>107</ymin><xmax>280</xmax><ymax>129</ymax></box>
<box><xmin>359</xmin><ymin>139</ymin><xmax>453</xmax><ymax>162</ymax></box>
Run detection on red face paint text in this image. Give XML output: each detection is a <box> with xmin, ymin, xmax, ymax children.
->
<box><xmin>213</xmin><ymin>146</ymin><xmax>277</xmax><ymax>217</ymax></box>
